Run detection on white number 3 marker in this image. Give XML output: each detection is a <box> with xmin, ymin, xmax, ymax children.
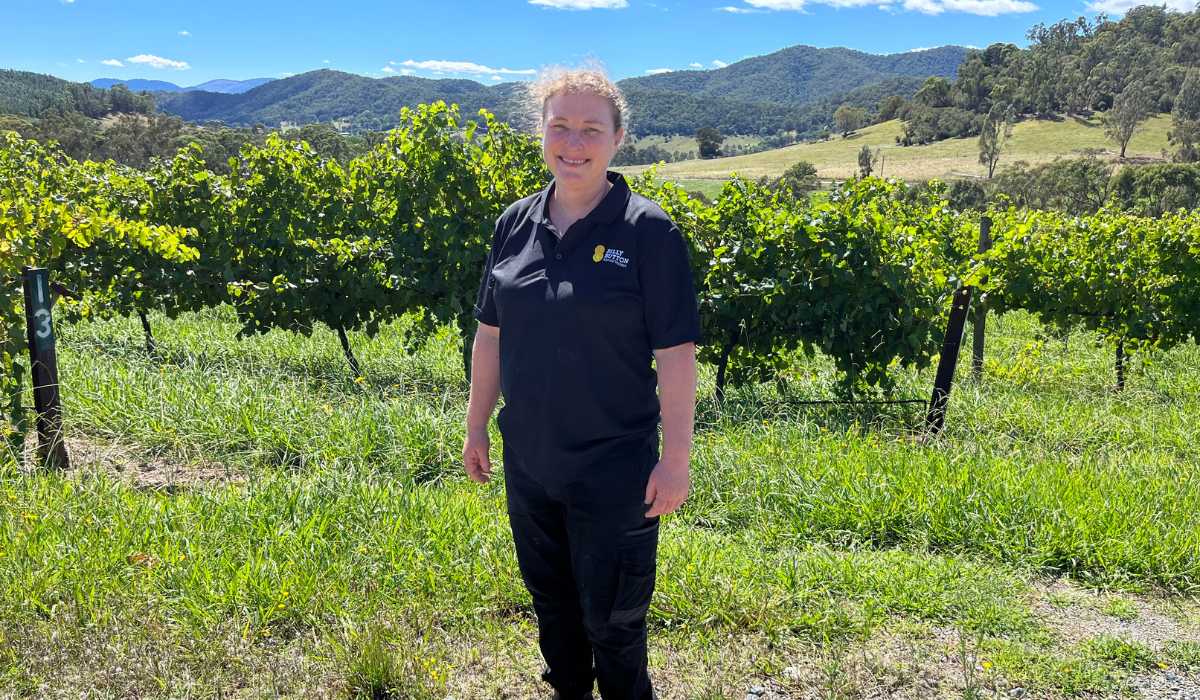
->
<box><xmin>35</xmin><ymin>309</ymin><xmax>51</xmax><ymax>339</ymax></box>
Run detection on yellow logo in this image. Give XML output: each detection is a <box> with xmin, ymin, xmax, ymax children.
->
<box><xmin>593</xmin><ymin>245</ymin><xmax>606</xmax><ymax>262</ymax></box>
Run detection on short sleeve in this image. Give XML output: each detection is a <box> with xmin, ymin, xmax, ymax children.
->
<box><xmin>472</xmin><ymin>218</ymin><xmax>503</xmax><ymax>327</ymax></box>
<box><xmin>639</xmin><ymin>224</ymin><xmax>704</xmax><ymax>350</ymax></box>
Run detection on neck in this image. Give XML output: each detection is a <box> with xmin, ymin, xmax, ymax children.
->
<box><xmin>553</xmin><ymin>175</ymin><xmax>611</xmax><ymax>219</ymax></box>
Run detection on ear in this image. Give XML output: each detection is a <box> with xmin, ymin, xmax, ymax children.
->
<box><xmin>615</xmin><ymin>126</ymin><xmax>624</xmax><ymax>148</ymax></box>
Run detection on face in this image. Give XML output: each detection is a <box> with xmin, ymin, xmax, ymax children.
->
<box><xmin>541</xmin><ymin>91</ymin><xmax>624</xmax><ymax>191</ymax></box>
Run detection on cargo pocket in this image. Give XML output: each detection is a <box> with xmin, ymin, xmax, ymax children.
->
<box><xmin>608</xmin><ymin>516</ymin><xmax>659</xmax><ymax>625</ymax></box>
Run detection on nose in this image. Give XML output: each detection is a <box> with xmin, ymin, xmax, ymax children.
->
<box><xmin>565</xmin><ymin>129</ymin><xmax>585</xmax><ymax>150</ymax></box>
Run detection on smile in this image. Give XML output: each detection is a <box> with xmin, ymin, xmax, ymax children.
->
<box><xmin>560</xmin><ymin>157</ymin><xmax>588</xmax><ymax>165</ymax></box>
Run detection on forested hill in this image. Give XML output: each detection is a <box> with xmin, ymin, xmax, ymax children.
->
<box><xmin>148</xmin><ymin>44</ymin><xmax>965</xmax><ymax>134</ymax></box>
<box><xmin>623</xmin><ymin>75</ymin><xmax>927</xmax><ymax>137</ymax></box>
<box><xmin>152</xmin><ymin>70</ymin><xmax>517</xmax><ymax>128</ymax></box>
<box><xmin>618</xmin><ymin>45</ymin><xmax>969</xmax><ymax>106</ymax></box>
<box><xmin>1</xmin><ymin>70</ymin><xmax>92</xmax><ymax>116</ymax></box>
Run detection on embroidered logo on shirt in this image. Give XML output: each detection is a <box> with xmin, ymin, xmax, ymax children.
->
<box><xmin>593</xmin><ymin>245</ymin><xmax>605</xmax><ymax>262</ymax></box>
<box><xmin>600</xmin><ymin>248</ymin><xmax>629</xmax><ymax>268</ymax></box>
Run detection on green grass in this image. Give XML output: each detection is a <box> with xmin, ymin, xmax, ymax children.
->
<box><xmin>615</xmin><ymin>115</ymin><xmax>1174</xmax><ymax>184</ymax></box>
<box><xmin>671</xmin><ymin>179</ymin><xmax>727</xmax><ymax>199</ymax></box>
<box><xmin>1</xmin><ymin>306</ymin><xmax>1199</xmax><ymax>696</ymax></box>
<box><xmin>627</xmin><ymin>134</ymin><xmax>763</xmax><ymax>156</ymax></box>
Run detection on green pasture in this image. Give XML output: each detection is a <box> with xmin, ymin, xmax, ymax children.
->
<box><xmin>1</xmin><ymin>307</ymin><xmax>1198</xmax><ymax>697</ymax></box>
<box><xmin>616</xmin><ymin>115</ymin><xmax>1174</xmax><ymax>184</ymax></box>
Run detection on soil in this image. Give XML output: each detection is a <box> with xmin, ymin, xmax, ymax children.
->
<box><xmin>18</xmin><ymin>435</ymin><xmax>241</xmax><ymax>492</ymax></box>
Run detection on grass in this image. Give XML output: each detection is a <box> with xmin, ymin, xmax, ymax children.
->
<box><xmin>626</xmin><ymin>134</ymin><xmax>763</xmax><ymax>156</ymax></box>
<box><xmin>1</xmin><ymin>306</ymin><xmax>1199</xmax><ymax>696</ymax></box>
<box><xmin>615</xmin><ymin>115</ymin><xmax>1174</xmax><ymax>183</ymax></box>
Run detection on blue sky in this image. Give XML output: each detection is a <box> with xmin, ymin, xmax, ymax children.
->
<box><xmin>3</xmin><ymin>0</ymin><xmax>1180</xmax><ymax>87</ymax></box>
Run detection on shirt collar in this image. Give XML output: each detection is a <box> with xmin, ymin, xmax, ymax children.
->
<box><xmin>531</xmin><ymin>171</ymin><xmax>630</xmax><ymax>227</ymax></box>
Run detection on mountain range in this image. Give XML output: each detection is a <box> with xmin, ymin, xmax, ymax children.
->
<box><xmin>618</xmin><ymin>45</ymin><xmax>966</xmax><ymax>107</ymax></box>
<box><xmin>3</xmin><ymin>44</ymin><xmax>969</xmax><ymax>139</ymax></box>
<box><xmin>90</xmin><ymin>77</ymin><xmax>274</xmax><ymax>94</ymax></box>
<box><xmin>149</xmin><ymin>44</ymin><xmax>967</xmax><ymax>137</ymax></box>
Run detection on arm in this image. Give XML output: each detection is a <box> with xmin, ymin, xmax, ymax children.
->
<box><xmin>463</xmin><ymin>323</ymin><xmax>501</xmax><ymax>483</ymax></box>
<box><xmin>644</xmin><ymin>341</ymin><xmax>697</xmax><ymax>517</ymax></box>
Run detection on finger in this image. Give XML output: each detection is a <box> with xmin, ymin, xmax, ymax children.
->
<box><xmin>646</xmin><ymin>493</ymin><xmax>668</xmax><ymax>518</ymax></box>
<box><xmin>644</xmin><ymin>477</ymin><xmax>657</xmax><ymax>506</ymax></box>
<box><xmin>465</xmin><ymin>454</ymin><xmax>490</xmax><ymax>484</ymax></box>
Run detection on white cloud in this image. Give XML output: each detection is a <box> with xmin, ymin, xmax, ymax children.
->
<box><xmin>382</xmin><ymin>66</ymin><xmax>396</xmax><ymax>73</ymax></box>
<box><xmin>744</xmin><ymin>0</ymin><xmax>1034</xmax><ymax>12</ymax></box>
<box><xmin>399</xmin><ymin>59</ymin><xmax>535</xmax><ymax>75</ymax></box>
<box><xmin>126</xmin><ymin>54</ymin><xmax>191</xmax><ymax>70</ymax></box>
<box><xmin>689</xmin><ymin>62</ymin><xmax>703</xmax><ymax>67</ymax></box>
<box><xmin>930</xmin><ymin>0</ymin><xmax>1037</xmax><ymax>13</ymax></box>
<box><xmin>281</xmin><ymin>72</ymin><xmax>293</xmax><ymax>76</ymax></box>
<box><xmin>717</xmin><ymin>5</ymin><xmax>767</xmax><ymax>10</ymax></box>
<box><xmin>323</xmin><ymin>59</ymin><xmax>330</xmax><ymax>63</ymax></box>
<box><xmin>76</xmin><ymin>58</ymin><xmax>85</xmax><ymax>63</ymax></box>
<box><xmin>1085</xmin><ymin>0</ymin><xmax>1189</xmax><ymax>11</ymax></box>
<box><xmin>179</xmin><ymin>30</ymin><xmax>190</xmax><ymax>35</ymax></box>
<box><xmin>491</xmin><ymin>75</ymin><xmax>503</xmax><ymax>80</ymax></box>
<box><xmin>646</xmin><ymin>68</ymin><xmax>673</xmax><ymax>74</ymax></box>
<box><xmin>101</xmin><ymin>59</ymin><xmax>124</xmax><ymax>67</ymax></box>
<box><xmin>712</xmin><ymin>59</ymin><xmax>728</xmax><ymax>67</ymax></box>
<box><xmin>529</xmin><ymin>0</ymin><xmax>627</xmax><ymax>8</ymax></box>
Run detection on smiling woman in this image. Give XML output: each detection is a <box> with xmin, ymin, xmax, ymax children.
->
<box><xmin>462</xmin><ymin>63</ymin><xmax>702</xmax><ymax>700</ymax></box>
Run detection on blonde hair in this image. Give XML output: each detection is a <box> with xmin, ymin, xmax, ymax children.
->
<box><xmin>525</xmin><ymin>62</ymin><xmax>628</xmax><ymax>134</ymax></box>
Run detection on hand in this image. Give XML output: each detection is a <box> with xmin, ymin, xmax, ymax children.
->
<box><xmin>644</xmin><ymin>456</ymin><xmax>689</xmax><ymax>518</ymax></box>
<box><xmin>462</xmin><ymin>427</ymin><xmax>493</xmax><ymax>484</ymax></box>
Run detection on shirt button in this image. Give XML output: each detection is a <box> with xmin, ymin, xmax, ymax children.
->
<box><xmin>555</xmin><ymin>253</ymin><xmax>562</xmax><ymax>260</ymax></box>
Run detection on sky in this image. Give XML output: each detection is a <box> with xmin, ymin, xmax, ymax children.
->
<box><xmin>2</xmin><ymin>0</ymin><xmax>1185</xmax><ymax>87</ymax></box>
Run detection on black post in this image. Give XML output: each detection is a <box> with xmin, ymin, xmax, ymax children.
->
<box><xmin>21</xmin><ymin>267</ymin><xmax>69</xmax><ymax>469</ymax></box>
<box><xmin>336</xmin><ymin>325</ymin><xmax>362</xmax><ymax>378</ymax></box>
<box><xmin>1115</xmin><ymin>337</ymin><xmax>1125</xmax><ymax>394</ymax></box>
<box><xmin>971</xmin><ymin>216</ymin><xmax>992</xmax><ymax>380</ymax></box>
<box><xmin>926</xmin><ymin>286</ymin><xmax>974</xmax><ymax>437</ymax></box>
<box><xmin>462</xmin><ymin>334</ymin><xmax>473</xmax><ymax>384</ymax></box>
<box><xmin>139</xmin><ymin>312</ymin><xmax>156</xmax><ymax>354</ymax></box>
<box><xmin>715</xmin><ymin>326</ymin><xmax>741</xmax><ymax>404</ymax></box>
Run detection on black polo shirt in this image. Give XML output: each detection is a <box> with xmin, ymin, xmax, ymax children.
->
<box><xmin>473</xmin><ymin>171</ymin><xmax>703</xmax><ymax>486</ymax></box>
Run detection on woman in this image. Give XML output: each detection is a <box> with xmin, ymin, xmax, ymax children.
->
<box><xmin>462</xmin><ymin>66</ymin><xmax>701</xmax><ymax>700</ymax></box>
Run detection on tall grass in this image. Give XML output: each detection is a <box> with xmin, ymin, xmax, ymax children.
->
<box><xmin>1</xmin><ymin>305</ymin><xmax>1197</xmax><ymax>694</ymax></box>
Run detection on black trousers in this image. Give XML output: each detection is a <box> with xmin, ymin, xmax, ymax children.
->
<box><xmin>504</xmin><ymin>449</ymin><xmax>659</xmax><ymax>700</ymax></box>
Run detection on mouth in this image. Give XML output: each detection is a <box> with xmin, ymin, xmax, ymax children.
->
<box><xmin>559</xmin><ymin>156</ymin><xmax>588</xmax><ymax>166</ymax></box>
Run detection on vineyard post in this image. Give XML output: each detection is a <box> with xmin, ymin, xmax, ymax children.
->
<box><xmin>926</xmin><ymin>286</ymin><xmax>974</xmax><ymax>437</ymax></box>
<box><xmin>714</xmin><ymin>326</ymin><xmax>741</xmax><ymax>404</ymax></box>
<box><xmin>335</xmin><ymin>325</ymin><xmax>362</xmax><ymax>378</ymax></box>
<box><xmin>139</xmin><ymin>312</ymin><xmax>156</xmax><ymax>354</ymax></box>
<box><xmin>971</xmin><ymin>216</ymin><xmax>992</xmax><ymax>380</ymax></box>
<box><xmin>21</xmin><ymin>267</ymin><xmax>69</xmax><ymax>469</ymax></box>
<box><xmin>1115</xmin><ymin>337</ymin><xmax>1125</xmax><ymax>393</ymax></box>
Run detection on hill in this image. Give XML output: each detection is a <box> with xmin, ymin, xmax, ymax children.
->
<box><xmin>151</xmin><ymin>70</ymin><xmax>516</xmax><ymax>127</ymax></box>
<box><xmin>90</xmin><ymin>77</ymin><xmax>275</xmax><ymax>94</ymax></box>
<box><xmin>148</xmin><ymin>44</ymin><xmax>966</xmax><ymax>135</ymax></box>
<box><xmin>615</xmin><ymin>115</ymin><xmax>1173</xmax><ymax>183</ymax></box>
<box><xmin>1</xmin><ymin>69</ymin><xmax>88</xmax><ymax>116</ymax></box>
<box><xmin>0</xmin><ymin>69</ymin><xmax>121</xmax><ymax>118</ymax></box>
<box><xmin>616</xmin><ymin>45</ymin><xmax>968</xmax><ymax>107</ymax></box>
